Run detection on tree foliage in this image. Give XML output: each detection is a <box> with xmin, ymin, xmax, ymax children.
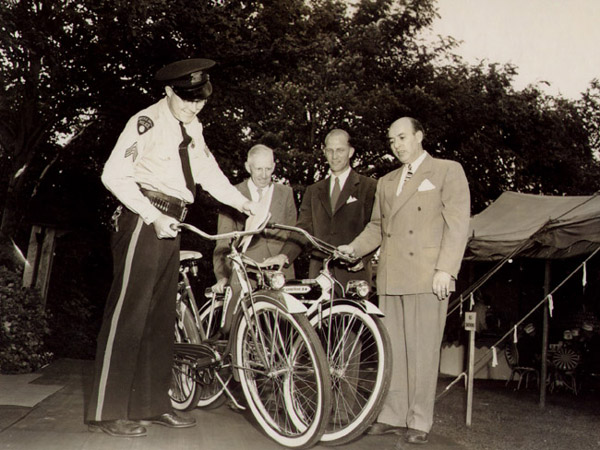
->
<box><xmin>0</xmin><ymin>0</ymin><xmax>598</xmax><ymax>238</ymax></box>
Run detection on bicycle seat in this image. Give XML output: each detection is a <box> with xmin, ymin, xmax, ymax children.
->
<box><xmin>180</xmin><ymin>250</ymin><xmax>203</xmax><ymax>261</ymax></box>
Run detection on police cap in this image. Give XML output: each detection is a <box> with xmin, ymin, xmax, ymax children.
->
<box><xmin>155</xmin><ymin>58</ymin><xmax>215</xmax><ymax>101</ymax></box>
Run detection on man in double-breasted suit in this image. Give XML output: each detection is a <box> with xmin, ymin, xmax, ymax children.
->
<box><xmin>213</xmin><ymin>145</ymin><xmax>297</xmax><ymax>290</ymax></box>
<box><xmin>266</xmin><ymin>129</ymin><xmax>377</xmax><ymax>289</ymax></box>
<box><xmin>340</xmin><ymin>117</ymin><xmax>470</xmax><ymax>445</ymax></box>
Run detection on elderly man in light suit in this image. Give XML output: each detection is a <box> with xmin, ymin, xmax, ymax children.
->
<box><xmin>213</xmin><ymin>144</ymin><xmax>297</xmax><ymax>290</ymax></box>
<box><xmin>339</xmin><ymin>117</ymin><xmax>470</xmax><ymax>445</ymax></box>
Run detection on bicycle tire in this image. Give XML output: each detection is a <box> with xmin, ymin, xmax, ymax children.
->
<box><xmin>170</xmin><ymin>301</ymin><xmax>202</xmax><ymax>411</ymax></box>
<box><xmin>311</xmin><ymin>303</ymin><xmax>392</xmax><ymax>446</ymax></box>
<box><xmin>195</xmin><ymin>299</ymin><xmax>229</xmax><ymax>409</ymax></box>
<box><xmin>234</xmin><ymin>294</ymin><xmax>332</xmax><ymax>449</ymax></box>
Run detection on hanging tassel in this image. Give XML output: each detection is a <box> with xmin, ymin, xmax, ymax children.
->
<box><xmin>583</xmin><ymin>262</ymin><xmax>587</xmax><ymax>291</ymax></box>
<box><xmin>548</xmin><ymin>294</ymin><xmax>554</xmax><ymax>317</ymax></box>
<box><xmin>492</xmin><ymin>346</ymin><xmax>498</xmax><ymax>367</ymax></box>
<box><xmin>470</xmin><ymin>292</ymin><xmax>475</xmax><ymax>309</ymax></box>
<box><xmin>513</xmin><ymin>325</ymin><xmax>518</xmax><ymax>343</ymax></box>
<box><xmin>460</xmin><ymin>300</ymin><xmax>463</xmax><ymax>317</ymax></box>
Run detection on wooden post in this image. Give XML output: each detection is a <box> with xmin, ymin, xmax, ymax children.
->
<box><xmin>540</xmin><ymin>260</ymin><xmax>551</xmax><ymax>408</ymax></box>
<box><xmin>22</xmin><ymin>225</ymin><xmax>57</xmax><ymax>306</ymax></box>
<box><xmin>464</xmin><ymin>311</ymin><xmax>476</xmax><ymax>426</ymax></box>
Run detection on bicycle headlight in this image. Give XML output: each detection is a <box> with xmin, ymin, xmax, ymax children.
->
<box><xmin>264</xmin><ymin>270</ymin><xmax>286</xmax><ymax>290</ymax></box>
<box><xmin>346</xmin><ymin>280</ymin><xmax>370</xmax><ymax>298</ymax></box>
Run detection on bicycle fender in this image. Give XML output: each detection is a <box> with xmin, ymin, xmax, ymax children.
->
<box><xmin>308</xmin><ymin>298</ymin><xmax>385</xmax><ymax>317</ymax></box>
<box><xmin>250</xmin><ymin>290</ymin><xmax>307</xmax><ymax>314</ymax></box>
<box><xmin>362</xmin><ymin>300</ymin><xmax>385</xmax><ymax>317</ymax></box>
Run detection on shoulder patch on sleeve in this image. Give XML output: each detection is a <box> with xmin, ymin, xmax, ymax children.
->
<box><xmin>137</xmin><ymin>116</ymin><xmax>154</xmax><ymax>135</ymax></box>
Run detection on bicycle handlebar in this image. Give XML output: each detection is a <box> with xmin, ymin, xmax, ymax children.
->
<box><xmin>179</xmin><ymin>212</ymin><xmax>272</xmax><ymax>242</ymax></box>
<box><xmin>267</xmin><ymin>223</ymin><xmax>360</xmax><ymax>265</ymax></box>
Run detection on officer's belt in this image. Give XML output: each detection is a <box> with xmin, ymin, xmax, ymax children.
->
<box><xmin>140</xmin><ymin>188</ymin><xmax>188</xmax><ymax>222</ymax></box>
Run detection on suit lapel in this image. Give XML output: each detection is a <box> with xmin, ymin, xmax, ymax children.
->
<box><xmin>238</xmin><ymin>180</ymin><xmax>251</xmax><ymax>200</ymax></box>
<box><xmin>269</xmin><ymin>184</ymin><xmax>282</xmax><ymax>221</ymax></box>
<box><xmin>318</xmin><ymin>178</ymin><xmax>333</xmax><ymax>218</ymax></box>
<box><xmin>332</xmin><ymin>170</ymin><xmax>359</xmax><ymax>215</ymax></box>
<box><xmin>389</xmin><ymin>155</ymin><xmax>433</xmax><ymax>219</ymax></box>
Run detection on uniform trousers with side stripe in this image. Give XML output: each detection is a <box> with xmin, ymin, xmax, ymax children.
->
<box><xmin>86</xmin><ymin>208</ymin><xmax>180</xmax><ymax>422</ymax></box>
<box><xmin>377</xmin><ymin>293</ymin><xmax>448</xmax><ymax>433</ymax></box>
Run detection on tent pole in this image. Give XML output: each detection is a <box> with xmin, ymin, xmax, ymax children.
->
<box><xmin>540</xmin><ymin>260</ymin><xmax>551</xmax><ymax>408</ymax></box>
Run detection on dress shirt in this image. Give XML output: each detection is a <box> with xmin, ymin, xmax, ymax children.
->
<box><xmin>247</xmin><ymin>179</ymin><xmax>274</xmax><ymax>205</ymax></box>
<box><xmin>329</xmin><ymin>166</ymin><xmax>352</xmax><ymax>196</ymax></box>
<box><xmin>102</xmin><ymin>97</ymin><xmax>248</xmax><ymax>224</ymax></box>
<box><xmin>396</xmin><ymin>151</ymin><xmax>428</xmax><ymax>195</ymax></box>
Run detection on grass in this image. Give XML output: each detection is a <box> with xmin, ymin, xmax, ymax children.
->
<box><xmin>433</xmin><ymin>376</ymin><xmax>600</xmax><ymax>450</ymax></box>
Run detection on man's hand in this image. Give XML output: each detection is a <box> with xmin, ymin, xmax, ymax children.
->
<box><xmin>242</xmin><ymin>200</ymin><xmax>259</xmax><ymax>216</ymax></box>
<box><xmin>337</xmin><ymin>244</ymin><xmax>357</xmax><ymax>258</ymax></box>
<box><xmin>212</xmin><ymin>277</ymin><xmax>229</xmax><ymax>294</ymax></box>
<box><xmin>432</xmin><ymin>270</ymin><xmax>452</xmax><ymax>301</ymax></box>
<box><xmin>260</xmin><ymin>254</ymin><xmax>289</xmax><ymax>270</ymax></box>
<box><xmin>348</xmin><ymin>260</ymin><xmax>364</xmax><ymax>272</ymax></box>
<box><xmin>152</xmin><ymin>213</ymin><xmax>179</xmax><ymax>239</ymax></box>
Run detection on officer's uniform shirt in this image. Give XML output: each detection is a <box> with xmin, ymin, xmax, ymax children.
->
<box><xmin>102</xmin><ymin>97</ymin><xmax>248</xmax><ymax>224</ymax></box>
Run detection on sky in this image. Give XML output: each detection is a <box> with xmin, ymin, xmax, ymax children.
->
<box><xmin>425</xmin><ymin>0</ymin><xmax>600</xmax><ymax>100</ymax></box>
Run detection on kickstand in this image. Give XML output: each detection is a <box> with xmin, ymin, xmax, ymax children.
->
<box><xmin>215</xmin><ymin>372</ymin><xmax>246</xmax><ymax>411</ymax></box>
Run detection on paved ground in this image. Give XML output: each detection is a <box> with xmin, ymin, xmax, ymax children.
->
<box><xmin>0</xmin><ymin>359</ymin><xmax>464</xmax><ymax>450</ymax></box>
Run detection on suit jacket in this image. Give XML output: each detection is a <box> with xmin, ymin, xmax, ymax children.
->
<box><xmin>282</xmin><ymin>169</ymin><xmax>377</xmax><ymax>287</ymax></box>
<box><xmin>213</xmin><ymin>180</ymin><xmax>297</xmax><ymax>280</ymax></box>
<box><xmin>351</xmin><ymin>154</ymin><xmax>470</xmax><ymax>295</ymax></box>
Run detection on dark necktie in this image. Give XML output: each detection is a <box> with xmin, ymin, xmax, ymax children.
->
<box><xmin>178</xmin><ymin>122</ymin><xmax>195</xmax><ymax>199</ymax></box>
<box><xmin>330</xmin><ymin>176</ymin><xmax>341</xmax><ymax>211</ymax></box>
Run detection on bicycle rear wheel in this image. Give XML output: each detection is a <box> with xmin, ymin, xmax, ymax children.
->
<box><xmin>235</xmin><ymin>294</ymin><xmax>332</xmax><ymax>449</ymax></box>
<box><xmin>312</xmin><ymin>303</ymin><xmax>391</xmax><ymax>446</ymax></box>
<box><xmin>170</xmin><ymin>301</ymin><xmax>202</xmax><ymax>411</ymax></box>
<box><xmin>195</xmin><ymin>298</ymin><xmax>229</xmax><ymax>409</ymax></box>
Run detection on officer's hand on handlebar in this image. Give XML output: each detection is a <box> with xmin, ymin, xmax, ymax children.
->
<box><xmin>242</xmin><ymin>200</ymin><xmax>259</xmax><ymax>216</ymax></box>
<box><xmin>153</xmin><ymin>214</ymin><xmax>179</xmax><ymax>239</ymax></box>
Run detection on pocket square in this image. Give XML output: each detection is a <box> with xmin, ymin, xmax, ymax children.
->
<box><xmin>418</xmin><ymin>179</ymin><xmax>436</xmax><ymax>192</ymax></box>
<box><xmin>346</xmin><ymin>196</ymin><xmax>358</xmax><ymax>204</ymax></box>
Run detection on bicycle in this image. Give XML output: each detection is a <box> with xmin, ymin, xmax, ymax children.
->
<box><xmin>267</xmin><ymin>223</ymin><xmax>392</xmax><ymax>446</ymax></box>
<box><xmin>168</xmin><ymin>214</ymin><xmax>332</xmax><ymax>449</ymax></box>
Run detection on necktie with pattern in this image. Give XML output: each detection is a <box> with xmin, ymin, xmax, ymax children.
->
<box><xmin>405</xmin><ymin>163</ymin><xmax>414</xmax><ymax>183</ymax></box>
<box><xmin>178</xmin><ymin>122</ymin><xmax>195</xmax><ymax>199</ymax></box>
<box><xmin>330</xmin><ymin>176</ymin><xmax>341</xmax><ymax>211</ymax></box>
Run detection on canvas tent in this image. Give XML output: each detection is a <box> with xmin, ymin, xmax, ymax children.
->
<box><xmin>465</xmin><ymin>191</ymin><xmax>600</xmax><ymax>261</ymax></box>
<box><xmin>448</xmin><ymin>191</ymin><xmax>600</xmax><ymax>410</ymax></box>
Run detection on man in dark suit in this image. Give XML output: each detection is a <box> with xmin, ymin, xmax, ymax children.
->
<box><xmin>264</xmin><ymin>129</ymin><xmax>377</xmax><ymax>289</ymax></box>
<box><xmin>340</xmin><ymin>117</ymin><xmax>470</xmax><ymax>445</ymax></box>
<box><xmin>213</xmin><ymin>144</ymin><xmax>297</xmax><ymax>291</ymax></box>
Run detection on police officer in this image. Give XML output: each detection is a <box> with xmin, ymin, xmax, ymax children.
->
<box><xmin>86</xmin><ymin>58</ymin><xmax>257</xmax><ymax>437</ymax></box>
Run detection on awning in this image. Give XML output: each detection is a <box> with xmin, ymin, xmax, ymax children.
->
<box><xmin>466</xmin><ymin>192</ymin><xmax>600</xmax><ymax>260</ymax></box>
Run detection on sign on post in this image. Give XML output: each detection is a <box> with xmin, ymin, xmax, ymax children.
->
<box><xmin>464</xmin><ymin>311</ymin><xmax>476</xmax><ymax>426</ymax></box>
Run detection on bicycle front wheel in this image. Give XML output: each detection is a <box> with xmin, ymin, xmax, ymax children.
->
<box><xmin>312</xmin><ymin>303</ymin><xmax>392</xmax><ymax>446</ymax></box>
<box><xmin>235</xmin><ymin>294</ymin><xmax>332</xmax><ymax>449</ymax></box>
